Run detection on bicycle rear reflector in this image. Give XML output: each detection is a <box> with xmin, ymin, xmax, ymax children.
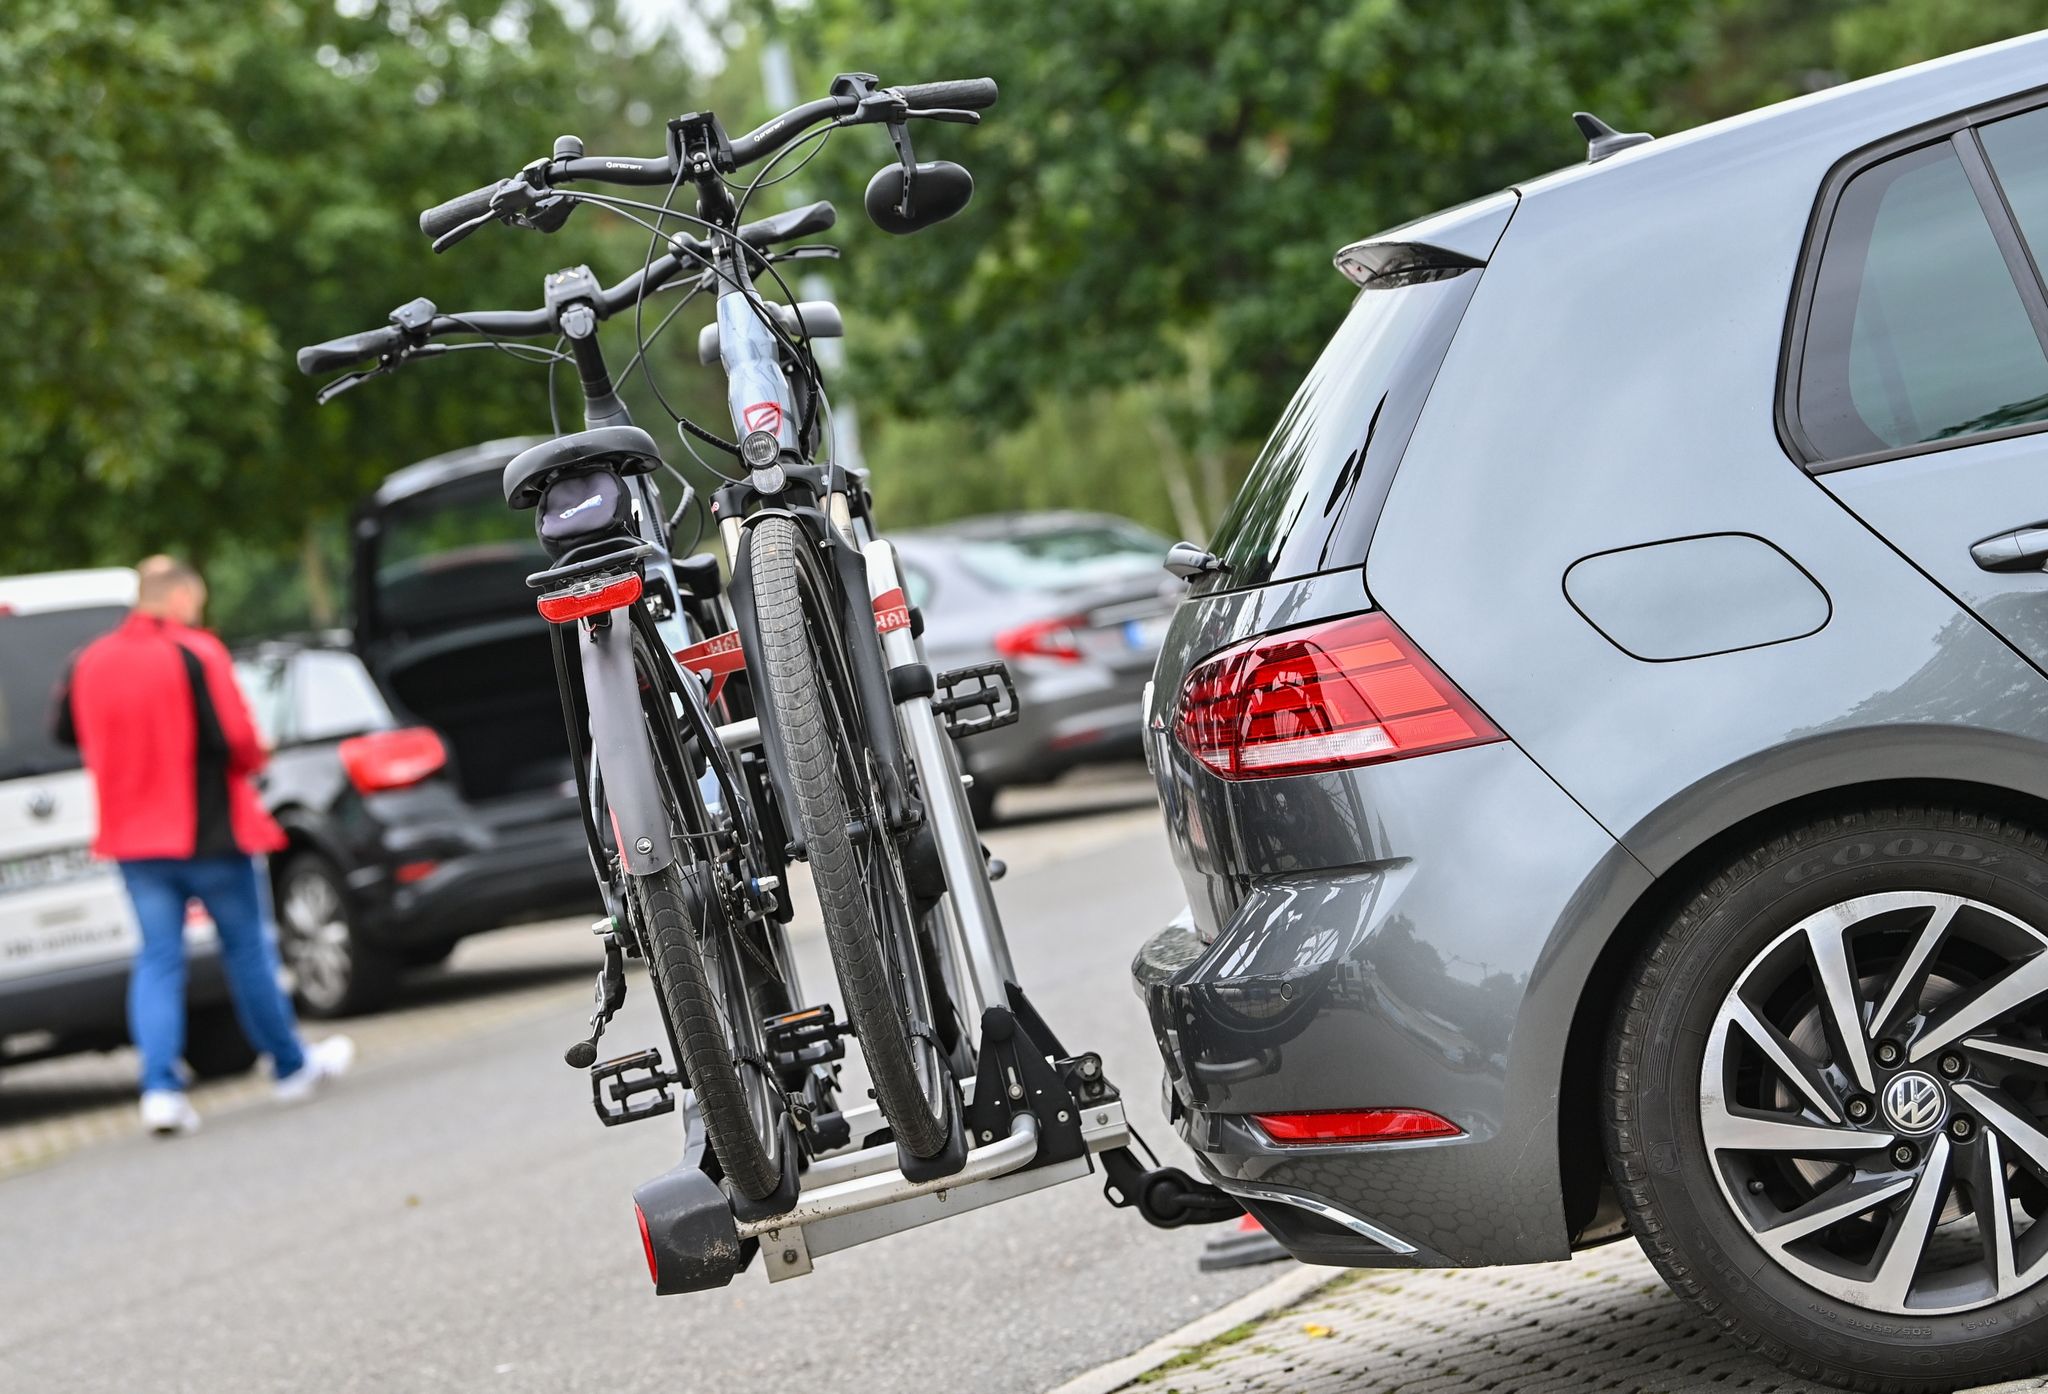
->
<box><xmin>537</xmin><ymin>572</ymin><xmax>643</xmax><ymax>623</ymax></box>
<box><xmin>1251</xmin><ymin>1108</ymin><xmax>1461</xmax><ymax>1144</ymax></box>
<box><xmin>636</xmin><ymin>1204</ymin><xmax>659</xmax><ymax>1284</ymax></box>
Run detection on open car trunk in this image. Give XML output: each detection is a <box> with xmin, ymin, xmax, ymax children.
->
<box><xmin>379</xmin><ymin>618</ymin><xmax>573</xmax><ymax>808</ymax></box>
<box><xmin>354</xmin><ymin>443</ymin><xmax>579</xmax><ymax>815</ymax></box>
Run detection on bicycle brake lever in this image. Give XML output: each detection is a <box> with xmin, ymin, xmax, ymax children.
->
<box><xmin>908</xmin><ymin>108</ymin><xmax>981</xmax><ymax>125</ymax></box>
<box><xmin>772</xmin><ymin>244</ymin><xmax>843</xmax><ymax>262</ymax></box>
<box><xmin>431</xmin><ymin>211</ymin><xmax>495</xmax><ymax>254</ymax></box>
<box><xmin>314</xmin><ymin>365</ymin><xmax>388</xmax><ymax>405</ymax></box>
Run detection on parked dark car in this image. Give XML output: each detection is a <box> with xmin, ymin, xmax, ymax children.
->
<box><xmin>238</xmin><ymin>437</ymin><xmax>598</xmax><ymax>1015</ymax></box>
<box><xmin>893</xmin><ymin>512</ymin><xmax>1179</xmax><ymax>822</ymax></box>
<box><xmin>1135</xmin><ymin>35</ymin><xmax>2048</xmax><ymax>1391</ymax></box>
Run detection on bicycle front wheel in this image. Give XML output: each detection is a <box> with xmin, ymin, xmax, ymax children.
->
<box><xmin>747</xmin><ymin>514</ymin><xmax>955</xmax><ymax>1160</ymax></box>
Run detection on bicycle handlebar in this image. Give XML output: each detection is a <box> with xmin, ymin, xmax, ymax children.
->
<box><xmin>414</xmin><ymin>76</ymin><xmax>996</xmax><ymax>242</ymax></box>
<box><xmin>419</xmin><ymin>181</ymin><xmax>506</xmax><ymax>240</ymax></box>
<box><xmin>297</xmin><ymin>198</ymin><xmax>840</xmax><ymax>378</ymax></box>
<box><xmin>895</xmin><ymin>78</ymin><xmax>999</xmax><ymax>111</ymax></box>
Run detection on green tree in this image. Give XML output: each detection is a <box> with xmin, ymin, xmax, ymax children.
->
<box><xmin>0</xmin><ymin>0</ymin><xmax>719</xmax><ymax>618</ymax></box>
<box><xmin>775</xmin><ymin>0</ymin><xmax>1707</xmax><ymax>531</ymax></box>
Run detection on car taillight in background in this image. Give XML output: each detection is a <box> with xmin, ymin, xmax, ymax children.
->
<box><xmin>1174</xmin><ymin>611</ymin><xmax>1501</xmax><ymax>780</ymax></box>
<box><xmin>338</xmin><ymin>727</ymin><xmax>447</xmax><ymax>794</ymax></box>
<box><xmin>994</xmin><ymin>614</ymin><xmax>1085</xmax><ymax>663</ymax></box>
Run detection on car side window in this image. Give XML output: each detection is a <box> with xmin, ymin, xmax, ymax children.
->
<box><xmin>1795</xmin><ymin>137</ymin><xmax>2048</xmax><ymax>463</ymax></box>
<box><xmin>291</xmin><ymin>651</ymin><xmax>394</xmax><ymax>743</ymax></box>
<box><xmin>1980</xmin><ymin>107</ymin><xmax>2048</xmax><ymax>267</ymax></box>
<box><xmin>235</xmin><ymin>657</ymin><xmax>293</xmax><ymax>747</ymax></box>
<box><xmin>901</xmin><ymin>564</ymin><xmax>934</xmax><ymax>610</ymax></box>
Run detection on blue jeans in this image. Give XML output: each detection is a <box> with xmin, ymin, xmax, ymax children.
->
<box><xmin>117</xmin><ymin>856</ymin><xmax>307</xmax><ymax>1092</ymax></box>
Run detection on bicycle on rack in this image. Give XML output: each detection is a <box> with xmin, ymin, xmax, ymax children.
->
<box><xmin>299</xmin><ymin>71</ymin><xmax>1241</xmax><ymax>1291</ymax></box>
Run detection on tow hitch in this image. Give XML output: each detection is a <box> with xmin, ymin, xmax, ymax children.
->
<box><xmin>631</xmin><ymin>983</ymin><xmax>1242</xmax><ymax>1293</ymax></box>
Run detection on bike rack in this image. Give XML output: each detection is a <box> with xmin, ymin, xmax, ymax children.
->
<box><xmin>629</xmin><ymin>540</ymin><xmax>1242</xmax><ymax>1294</ymax></box>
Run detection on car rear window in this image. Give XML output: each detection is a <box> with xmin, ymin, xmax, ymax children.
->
<box><xmin>0</xmin><ymin>605</ymin><xmax>125</xmax><ymax>780</ymax></box>
<box><xmin>370</xmin><ymin>475</ymin><xmax>545</xmax><ymax>633</ymax></box>
<box><xmin>1794</xmin><ymin>136</ymin><xmax>2048</xmax><ymax>462</ymax></box>
<box><xmin>1201</xmin><ymin>266</ymin><xmax>1481</xmax><ymax>592</ymax></box>
<box><xmin>293</xmin><ymin>650</ymin><xmax>394</xmax><ymax>742</ymax></box>
<box><xmin>952</xmin><ymin>521</ymin><xmax>1170</xmax><ymax>591</ymax></box>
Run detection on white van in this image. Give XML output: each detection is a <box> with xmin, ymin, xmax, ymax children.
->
<box><xmin>0</xmin><ymin>569</ymin><xmax>251</xmax><ymax>1079</ymax></box>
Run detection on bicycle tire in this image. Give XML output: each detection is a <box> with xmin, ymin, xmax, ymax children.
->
<box><xmin>747</xmin><ymin>514</ymin><xmax>952</xmax><ymax>1158</ymax></box>
<box><xmin>624</xmin><ymin>631</ymin><xmax>785</xmax><ymax>1203</ymax></box>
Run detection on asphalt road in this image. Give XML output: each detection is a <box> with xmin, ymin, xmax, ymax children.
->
<box><xmin>0</xmin><ymin>777</ymin><xmax>1274</xmax><ymax>1394</ymax></box>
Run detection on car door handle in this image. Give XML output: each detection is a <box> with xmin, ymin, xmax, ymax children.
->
<box><xmin>1971</xmin><ymin>524</ymin><xmax>2048</xmax><ymax>572</ymax></box>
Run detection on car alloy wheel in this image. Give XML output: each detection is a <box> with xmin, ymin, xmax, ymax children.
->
<box><xmin>1704</xmin><ymin>890</ymin><xmax>2048</xmax><ymax>1314</ymax></box>
<box><xmin>275</xmin><ymin>853</ymin><xmax>397</xmax><ymax>1017</ymax></box>
<box><xmin>1607</xmin><ymin>808</ymin><xmax>2048</xmax><ymax>1391</ymax></box>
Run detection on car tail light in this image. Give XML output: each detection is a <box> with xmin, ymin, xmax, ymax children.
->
<box><xmin>635</xmin><ymin>1204</ymin><xmax>659</xmax><ymax>1284</ymax></box>
<box><xmin>393</xmin><ymin>860</ymin><xmax>440</xmax><ymax>886</ymax></box>
<box><xmin>1251</xmin><ymin>1108</ymin><xmax>1462</xmax><ymax>1144</ymax></box>
<box><xmin>537</xmin><ymin>572</ymin><xmax>642</xmax><ymax>623</ymax></box>
<box><xmin>338</xmin><ymin>727</ymin><xmax>447</xmax><ymax>794</ymax></box>
<box><xmin>995</xmin><ymin>615</ymin><xmax>1085</xmax><ymax>663</ymax></box>
<box><xmin>1175</xmin><ymin>612</ymin><xmax>1501</xmax><ymax>780</ymax></box>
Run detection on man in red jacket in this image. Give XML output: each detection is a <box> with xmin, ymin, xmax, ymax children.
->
<box><xmin>60</xmin><ymin>557</ymin><xmax>352</xmax><ymax>1135</ymax></box>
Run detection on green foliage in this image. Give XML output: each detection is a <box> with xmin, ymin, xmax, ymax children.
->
<box><xmin>0</xmin><ymin>0</ymin><xmax>705</xmax><ymax>584</ymax></box>
<box><xmin>5</xmin><ymin>0</ymin><xmax>2047</xmax><ymax>635</ymax></box>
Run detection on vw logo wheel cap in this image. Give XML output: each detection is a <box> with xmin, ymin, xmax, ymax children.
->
<box><xmin>1881</xmin><ymin>1070</ymin><xmax>1947</xmax><ymax>1135</ymax></box>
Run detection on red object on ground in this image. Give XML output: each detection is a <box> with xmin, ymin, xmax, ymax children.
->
<box><xmin>65</xmin><ymin>613</ymin><xmax>284</xmax><ymax>859</ymax></box>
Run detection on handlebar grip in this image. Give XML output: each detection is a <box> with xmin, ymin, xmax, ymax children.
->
<box><xmin>895</xmin><ymin>78</ymin><xmax>998</xmax><ymax>111</ymax></box>
<box><xmin>295</xmin><ymin>325</ymin><xmax>403</xmax><ymax>377</ymax></box>
<box><xmin>419</xmin><ymin>181</ymin><xmax>504</xmax><ymax>239</ymax></box>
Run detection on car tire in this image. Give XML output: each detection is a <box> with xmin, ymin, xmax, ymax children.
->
<box><xmin>400</xmin><ymin>940</ymin><xmax>458</xmax><ymax>969</ymax></box>
<box><xmin>1606</xmin><ymin>805</ymin><xmax>2048</xmax><ymax>1391</ymax></box>
<box><xmin>183</xmin><ymin>1003</ymin><xmax>258</xmax><ymax>1079</ymax></box>
<box><xmin>274</xmin><ymin>851</ymin><xmax>399</xmax><ymax>1018</ymax></box>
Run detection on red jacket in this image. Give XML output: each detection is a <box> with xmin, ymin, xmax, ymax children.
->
<box><xmin>64</xmin><ymin>613</ymin><xmax>285</xmax><ymax>861</ymax></box>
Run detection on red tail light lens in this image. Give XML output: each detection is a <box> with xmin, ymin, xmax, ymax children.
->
<box><xmin>537</xmin><ymin>572</ymin><xmax>643</xmax><ymax>624</ymax></box>
<box><xmin>635</xmin><ymin>1204</ymin><xmax>659</xmax><ymax>1284</ymax></box>
<box><xmin>1252</xmin><ymin>1108</ymin><xmax>1462</xmax><ymax>1144</ymax></box>
<box><xmin>337</xmin><ymin>727</ymin><xmax>447</xmax><ymax>794</ymax></box>
<box><xmin>1174</xmin><ymin>612</ymin><xmax>1500</xmax><ymax>780</ymax></box>
<box><xmin>994</xmin><ymin>615</ymin><xmax>1085</xmax><ymax>663</ymax></box>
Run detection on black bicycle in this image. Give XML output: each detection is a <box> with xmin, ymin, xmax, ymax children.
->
<box><xmin>298</xmin><ymin>72</ymin><xmax>1003</xmax><ymax>1205</ymax></box>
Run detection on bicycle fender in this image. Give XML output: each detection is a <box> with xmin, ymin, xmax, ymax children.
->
<box><xmin>579</xmin><ymin>616</ymin><xmax>676</xmax><ymax>876</ymax></box>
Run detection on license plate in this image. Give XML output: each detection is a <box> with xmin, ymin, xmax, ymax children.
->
<box><xmin>1123</xmin><ymin>615</ymin><xmax>1173</xmax><ymax>651</ymax></box>
<box><xmin>0</xmin><ymin>845</ymin><xmax>99</xmax><ymax>895</ymax></box>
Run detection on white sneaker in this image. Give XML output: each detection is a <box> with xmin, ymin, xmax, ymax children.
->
<box><xmin>275</xmin><ymin>1035</ymin><xmax>355</xmax><ymax>1104</ymax></box>
<box><xmin>140</xmin><ymin>1090</ymin><xmax>200</xmax><ymax>1136</ymax></box>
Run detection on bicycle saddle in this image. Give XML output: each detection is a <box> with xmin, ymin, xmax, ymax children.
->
<box><xmin>504</xmin><ymin>426</ymin><xmax>661</xmax><ymax>509</ymax></box>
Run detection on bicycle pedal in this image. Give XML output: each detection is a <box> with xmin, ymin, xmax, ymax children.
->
<box><xmin>590</xmin><ymin>1047</ymin><xmax>680</xmax><ymax>1127</ymax></box>
<box><xmin>765</xmin><ymin>1003</ymin><xmax>851</xmax><ymax>1071</ymax></box>
<box><xmin>933</xmin><ymin>661</ymin><xmax>1020</xmax><ymax>739</ymax></box>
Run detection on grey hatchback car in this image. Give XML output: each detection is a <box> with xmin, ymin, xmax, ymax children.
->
<box><xmin>1135</xmin><ymin>34</ymin><xmax>2048</xmax><ymax>1391</ymax></box>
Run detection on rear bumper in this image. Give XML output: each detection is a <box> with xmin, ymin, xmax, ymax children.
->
<box><xmin>352</xmin><ymin>815</ymin><xmax>599</xmax><ymax>944</ymax></box>
<box><xmin>1132</xmin><ymin>739</ymin><xmax>1651</xmax><ymax>1268</ymax></box>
